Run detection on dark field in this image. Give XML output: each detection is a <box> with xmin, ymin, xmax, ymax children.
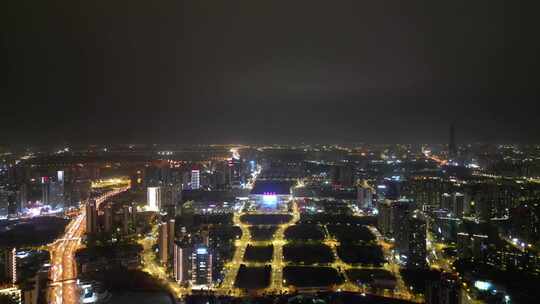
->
<box><xmin>283</xmin><ymin>266</ymin><xmax>343</xmax><ymax>288</ymax></box>
<box><xmin>241</xmin><ymin>214</ymin><xmax>292</xmax><ymax>225</ymax></box>
<box><xmin>284</xmin><ymin>224</ymin><xmax>325</xmax><ymax>241</ymax></box>
<box><xmin>346</xmin><ymin>269</ymin><xmax>396</xmax><ymax>289</ymax></box>
<box><xmin>235</xmin><ymin>265</ymin><xmax>271</xmax><ymax>289</ymax></box>
<box><xmin>249</xmin><ymin>226</ymin><xmax>277</xmax><ymax>241</ymax></box>
<box><xmin>244</xmin><ymin>245</ymin><xmax>273</xmax><ymax>263</ymax></box>
<box><xmin>337</xmin><ymin>244</ymin><xmax>385</xmax><ymax>266</ymax></box>
<box><xmin>283</xmin><ymin>243</ymin><xmax>334</xmax><ymax>265</ymax></box>
<box><xmin>327</xmin><ymin>224</ymin><xmax>376</xmax><ymax>243</ymax></box>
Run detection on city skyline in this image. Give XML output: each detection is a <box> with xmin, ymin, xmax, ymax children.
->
<box><xmin>2</xmin><ymin>1</ymin><xmax>540</xmax><ymax>303</ymax></box>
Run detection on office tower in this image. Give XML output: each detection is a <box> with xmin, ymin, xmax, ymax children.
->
<box><xmin>173</xmin><ymin>242</ymin><xmax>192</xmax><ymax>283</ymax></box>
<box><xmin>357</xmin><ymin>182</ymin><xmax>373</xmax><ymax>209</ymax></box>
<box><xmin>18</xmin><ymin>183</ymin><xmax>28</xmax><ymax>212</ymax></box>
<box><xmin>49</xmin><ymin>170</ymin><xmax>65</xmax><ymax>207</ymax></box>
<box><xmin>41</xmin><ymin>177</ymin><xmax>50</xmax><ymax>205</ymax></box>
<box><xmin>378</xmin><ymin>198</ymin><xmax>415</xmax><ymax>239</ymax></box>
<box><xmin>378</xmin><ymin>200</ymin><xmax>393</xmax><ymax>237</ymax></box>
<box><xmin>158</xmin><ymin>222</ymin><xmax>169</xmax><ymax>264</ymax></box>
<box><xmin>130</xmin><ymin>169</ymin><xmax>144</xmax><ymax>191</ymax></box>
<box><xmin>86</xmin><ymin>200</ymin><xmax>98</xmax><ymax>235</ymax></box>
<box><xmin>449</xmin><ymin>123</ymin><xmax>457</xmax><ymax>159</ymax></box>
<box><xmin>431</xmin><ymin>212</ymin><xmax>461</xmax><ymax>243</ymax></box>
<box><xmin>160</xmin><ymin>166</ymin><xmax>172</xmax><ymax>185</ymax></box>
<box><xmin>122</xmin><ymin>205</ymin><xmax>131</xmax><ymax>234</ymax></box>
<box><xmin>144</xmin><ymin>166</ymin><xmax>160</xmax><ymax>187</ymax></box>
<box><xmin>69</xmin><ymin>178</ymin><xmax>91</xmax><ymax>208</ymax></box>
<box><xmin>332</xmin><ymin>165</ymin><xmax>354</xmax><ymax>188</ymax></box>
<box><xmin>103</xmin><ymin>205</ymin><xmax>113</xmax><ymax>233</ymax></box>
<box><xmin>442</xmin><ymin>192</ymin><xmax>467</xmax><ymax>218</ymax></box>
<box><xmin>191</xmin><ymin>244</ymin><xmax>212</xmax><ymax>286</ymax></box>
<box><xmin>453</xmin><ymin>192</ymin><xmax>466</xmax><ymax>218</ymax></box>
<box><xmin>191</xmin><ymin>170</ymin><xmax>200</xmax><ymax>190</ymax></box>
<box><xmin>441</xmin><ymin>193</ymin><xmax>452</xmax><ymax>210</ymax></box>
<box><xmin>510</xmin><ymin>203</ymin><xmax>540</xmax><ymax>245</ymax></box>
<box><xmin>393</xmin><ymin>199</ymin><xmax>416</xmax><ymax>248</ymax></box>
<box><xmin>217</xmin><ymin>161</ymin><xmax>232</xmax><ymax>188</ymax></box>
<box><xmin>0</xmin><ymin>187</ymin><xmax>8</xmax><ymax>218</ymax></box>
<box><xmin>167</xmin><ymin>219</ymin><xmax>175</xmax><ymax>259</ymax></box>
<box><xmin>162</xmin><ymin>184</ymin><xmax>181</xmax><ymax>215</ymax></box>
<box><xmin>144</xmin><ymin>165</ymin><xmax>173</xmax><ymax>187</ymax></box>
<box><xmin>405</xmin><ymin>211</ymin><xmax>427</xmax><ymax>268</ymax></box>
<box><xmin>0</xmin><ymin>185</ymin><xmax>17</xmax><ymax>217</ymax></box>
<box><xmin>130</xmin><ymin>205</ymin><xmax>137</xmax><ymax>227</ymax></box>
<box><xmin>4</xmin><ymin>248</ymin><xmax>17</xmax><ymax>284</ymax></box>
<box><xmin>201</xmin><ymin>228</ymin><xmax>210</xmax><ymax>247</ymax></box>
<box><xmin>147</xmin><ymin>187</ymin><xmax>161</xmax><ymax>211</ymax></box>
<box><xmin>228</xmin><ymin>158</ymin><xmax>242</xmax><ymax>186</ymax></box>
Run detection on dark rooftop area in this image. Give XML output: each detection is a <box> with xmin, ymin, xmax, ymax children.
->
<box><xmin>250</xmin><ymin>180</ymin><xmax>293</xmax><ymax>195</ymax></box>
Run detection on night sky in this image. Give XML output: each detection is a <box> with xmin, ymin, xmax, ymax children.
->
<box><xmin>3</xmin><ymin>1</ymin><xmax>539</xmax><ymax>144</ymax></box>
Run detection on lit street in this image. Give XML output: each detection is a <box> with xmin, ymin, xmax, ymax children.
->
<box><xmin>47</xmin><ymin>186</ymin><xmax>130</xmax><ymax>304</ymax></box>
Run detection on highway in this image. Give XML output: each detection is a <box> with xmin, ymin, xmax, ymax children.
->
<box><xmin>48</xmin><ymin>186</ymin><xmax>129</xmax><ymax>304</ymax></box>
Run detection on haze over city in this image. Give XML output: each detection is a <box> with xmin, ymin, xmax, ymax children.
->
<box><xmin>3</xmin><ymin>0</ymin><xmax>540</xmax><ymax>144</ymax></box>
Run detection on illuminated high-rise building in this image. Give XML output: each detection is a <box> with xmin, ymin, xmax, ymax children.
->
<box><xmin>191</xmin><ymin>244</ymin><xmax>212</xmax><ymax>287</ymax></box>
<box><xmin>191</xmin><ymin>170</ymin><xmax>200</xmax><ymax>190</ymax></box>
<box><xmin>147</xmin><ymin>187</ymin><xmax>161</xmax><ymax>211</ymax></box>
<box><xmin>453</xmin><ymin>192</ymin><xmax>466</xmax><ymax>218</ymax></box>
<box><xmin>85</xmin><ymin>200</ymin><xmax>98</xmax><ymax>235</ymax></box>
<box><xmin>378</xmin><ymin>200</ymin><xmax>393</xmax><ymax>237</ymax></box>
<box><xmin>441</xmin><ymin>193</ymin><xmax>452</xmax><ymax>210</ymax></box>
<box><xmin>158</xmin><ymin>222</ymin><xmax>168</xmax><ymax>264</ymax></box>
<box><xmin>217</xmin><ymin>161</ymin><xmax>232</xmax><ymax>188</ymax></box>
<box><xmin>103</xmin><ymin>205</ymin><xmax>113</xmax><ymax>233</ymax></box>
<box><xmin>168</xmin><ymin>219</ymin><xmax>175</xmax><ymax>259</ymax></box>
<box><xmin>122</xmin><ymin>205</ymin><xmax>131</xmax><ymax>234</ymax></box>
<box><xmin>173</xmin><ymin>242</ymin><xmax>192</xmax><ymax>284</ymax></box>
<box><xmin>41</xmin><ymin>177</ymin><xmax>50</xmax><ymax>205</ymax></box>
<box><xmin>18</xmin><ymin>183</ymin><xmax>28</xmax><ymax>212</ymax></box>
<box><xmin>4</xmin><ymin>247</ymin><xmax>17</xmax><ymax>284</ymax></box>
<box><xmin>0</xmin><ymin>185</ymin><xmax>17</xmax><ymax>217</ymax></box>
<box><xmin>332</xmin><ymin>165</ymin><xmax>354</xmax><ymax>188</ymax></box>
<box><xmin>162</xmin><ymin>184</ymin><xmax>181</xmax><ymax>216</ymax></box>
<box><xmin>405</xmin><ymin>211</ymin><xmax>427</xmax><ymax>268</ymax></box>
<box><xmin>378</xmin><ymin>198</ymin><xmax>415</xmax><ymax>239</ymax></box>
<box><xmin>357</xmin><ymin>182</ymin><xmax>373</xmax><ymax>209</ymax></box>
<box><xmin>158</xmin><ymin>221</ymin><xmax>175</xmax><ymax>265</ymax></box>
<box><xmin>49</xmin><ymin>170</ymin><xmax>66</xmax><ymax>207</ymax></box>
<box><xmin>441</xmin><ymin>192</ymin><xmax>468</xmax><ymax>218</ymax></box>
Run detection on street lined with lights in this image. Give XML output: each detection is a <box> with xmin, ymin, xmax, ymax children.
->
<box><xmin>48</xmin><ymin>185</ymin><xmax>129</xmax><ymax>304</ymax></box>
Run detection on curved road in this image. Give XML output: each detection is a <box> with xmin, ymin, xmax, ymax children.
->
<box><xmin>48</xmin><ymin>186</ymin><xmax>130</xmax><ymax>304</ymax></box>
